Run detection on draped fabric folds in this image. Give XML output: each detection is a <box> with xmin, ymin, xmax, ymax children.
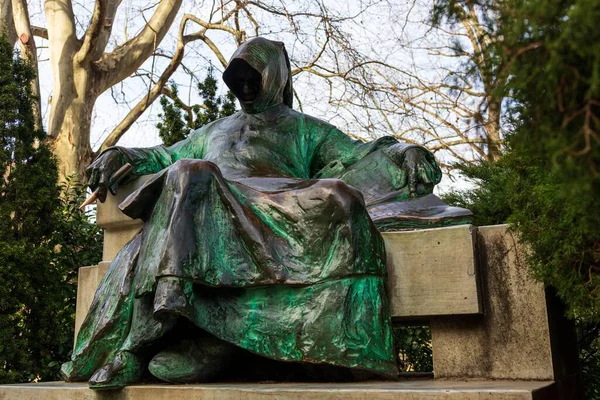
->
<box><xmin>63</xmin><ymin>162</ymin><xmax>398</xmax><ymax>378</ymax></box>
<box><xmin>62</xmin><ymin>37</ymin><xmax>444</xmax><ymax>383</ymax></box>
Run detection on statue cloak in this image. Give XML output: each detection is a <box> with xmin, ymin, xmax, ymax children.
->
<box><xmin>63</xmin><ymin>38</ymin><xmax>444</xmax><ymax>382</ymax></box>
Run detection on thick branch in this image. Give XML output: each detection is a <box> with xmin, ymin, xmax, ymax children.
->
<box><xmin>98</xmin><ymin>14</ymin><xmax>199</xmax><ymax>153</ymax></box>
<box><xmin>76</xmin><ymin>0</ymin><xmax>107</xmax><ymax>65</ymax></box>
<box><xmin>31</xmin><ymin>25</ymin><xmax>48</xmax><ymax>39</ymax></box>
<box><xmin>92</xmin><ymin>0</ymin><xmax>122</xmax><ymax>61</ymax></box>
<box><xmin>44</xmin><ymin>0</ymin><xmax>78</xmax><ymax>53</ymax></box>
<box><xmin>45</xmin><ymin>0</ymin><xmax>80</xmax><ymax>139</ymax></box>
<box><xmin>95</xmin><ymin>0</ymin><xmax>183</xmax><ymax>93</ymax></box>
<box><xmin>12</xmin><ymin>0</ymin><xmax>42</xmax><ymax>130</ymax></box>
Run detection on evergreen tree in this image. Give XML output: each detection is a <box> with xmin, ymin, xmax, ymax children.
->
<box><xmin>436</xmin><ymin>1</ymin><xmax>600</xmax><ymax>395</ymax></box>
<box><xmin>157</xmin><ymin>66</ymin><xmax>236</xmax><ymax>146</ymax></box>
<box><xmin>0</xmin><ymin>35</ymin><xmax>101</xmax><ymax>383</ymax></box>
<box><xmin>156</xmin><ymin>83</ymin><xmax>189</xmax><ymax>147</ymax></box>
<box><xmin>437</xmin><ymin>0</ymin><xmax>600</xmax><ymax>322</ymax></box>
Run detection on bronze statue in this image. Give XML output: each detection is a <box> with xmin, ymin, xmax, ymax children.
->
<box><xmin>61</xmin><ymin>37</ymin><xmax>471</xmax><ymax>389</ymax></box>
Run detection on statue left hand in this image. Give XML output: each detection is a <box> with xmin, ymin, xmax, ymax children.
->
<box><xmin>401</xmin><ymin>148</ymin><xmax>436</xmax><ymax>198</ymax></box>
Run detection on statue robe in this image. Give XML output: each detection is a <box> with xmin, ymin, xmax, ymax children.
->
<box><xmin>63</xmin><ymin>38</ymin><xmax>443</xmax><ymax>382</ymax></box>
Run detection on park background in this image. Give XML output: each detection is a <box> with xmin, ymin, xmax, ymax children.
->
<box><xmin>0</xmin><ymin>0</ymin><xmax>599</xmax><ymax>398</ymax></box>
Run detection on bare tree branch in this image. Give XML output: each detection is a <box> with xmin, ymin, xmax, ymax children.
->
<box><xmin>95</xmin><ymin>0</ymin><xmax>183</xmax><ymax>93</ymax></box>
<box><xmin>185</xmin><ymin>13</ymin><xmax>245</xmax><ymax>43</ymax></box>
<box><xmin>91</xmin><ymin>0</ymin><xmax>123</xmax><ymax>61</ymax></box>
<box><xmin>31</xmin><ymin>25</ymin><xmax>48</xmax><ymax>39</ymax></box>
<box><xmin>184</xmin><ymin>29</ymin><xmax>228</xmax><ymax>67</ymax></box>
<box><xmin>98</xmin><ymin>14</ymin><xmax>203</xmax><ymax>153</ymax></box>
<box><xmin>76</xmin><ymin>0</ymin><xmax>107</xmax><ymax>65</ymax></box>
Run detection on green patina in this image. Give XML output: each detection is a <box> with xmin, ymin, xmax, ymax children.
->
<box><xmin>62</xmin><ymin>37</ymin><xmax>470</xmax><ymax>389</ymax></box>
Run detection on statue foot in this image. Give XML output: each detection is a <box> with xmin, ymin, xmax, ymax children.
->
<box><xmin>148</xmin><ymin>334</ymin><xmax>237</xmax><ymax>383</ymax></box>
<box><xmin>89</xmin><ymin>351</ymin><xmax>142</xmax><ymax>390</ymax></box>
<box><xmin>60</xmin><ymin>361</ymin><xmax>75</xmax><ymax>381</ymax></box>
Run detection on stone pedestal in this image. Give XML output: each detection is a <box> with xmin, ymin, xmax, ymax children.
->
<box><xmin>95</xmin><ymin>176</ymin><xmax>149</xmax><ymax>262</ymax></box>
<box><xmin>384</xmin><ymin>225</ymin><xmax>480</xmax><ymax>318</ymax></box>
<box><xmin>0</xmin><ymin>380</ymin><xmax>556</xmax><ymax>400</ymax></box>
<box><xmin>431</xmin><ymin>225</ymin><xmax>553</xmax><ymax>380</ymax></box>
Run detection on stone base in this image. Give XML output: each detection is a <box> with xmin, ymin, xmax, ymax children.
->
<box><xmin>0</xmin><ymin>381</ymin><xmax>556</xmax><ymax>400</ymax></box>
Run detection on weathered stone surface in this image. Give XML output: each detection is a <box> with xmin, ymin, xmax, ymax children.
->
<box><xmin>0</xmin><ymin>380</ymin><xmax>556</xmax><ymax>400</ymax></box>
<box><xmin>95</xmin><ymin>177</ymin><xmax>150</xmax><ymax>230</ymax></box>
<box><xmin>96</xmin><ymin>176</ymin><xmax>149</xmax><ymax>262</ymax></box>
<box><xmin>383</xmin><ymin>225</ymin><xmax>480</xmax><ymax>318</ymax></box>
<box><xmin>431</xmin><ymin>225</ymin><xmax>553</xmax><ymax>381</ymax></box>
<box><xmin>101</xmin><ymin>225</ymin><xmax>140</xmax><ymax>262</ymax></box>
<box><xmin>73</xmin><ymin>262</ymin><xmax>110</xmax><ymax>341</ymax></box>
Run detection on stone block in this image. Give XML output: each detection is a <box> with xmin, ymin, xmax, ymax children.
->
<box><xmin>95</xmin><ymin>176</ymin><xmax>150</xmax><ymax>230</ymax></box>
<box><xmin>431</xmin><ymin>225</ymin><xmax>553</xmax><ymax>381</ymax></box>
<box><xmin>102</xmin><ymin>225</ymin><xmax>141</xmax><ymax>262</ymax></box>
<box><xmin>383</xmin><ymin>225</ymin><xmax>481</xmax><ymax>318</ymax></box>
<box><xmin>0</xmin><ymin>380</ymin><xmax>556</xmax><ymax>400</ymax></box>
<box><xmin>74</xmin><ymin>262</ymin><xmax>110</xmax><ymax>341</ymax></box>
<box><xmin>95</xmin><ymin>176</ymin><xmax>149</xmax><ymax>262</ymax></box>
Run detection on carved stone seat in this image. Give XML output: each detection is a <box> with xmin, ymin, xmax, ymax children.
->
<box><xmin>0</xmin><ymin>177</ymin><xmax>581</xmax><ymax>399</ymax></box>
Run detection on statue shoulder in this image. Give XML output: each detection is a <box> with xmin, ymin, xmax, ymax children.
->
<box><xmin>287</xmin><ymin>109</ymin><xmax>339</xmax><ymax>140</ymax></box>
<box><xmin>188</xmin><ymin>111</ymin><xmax>242</xmax><ymax>139</ymax></box>
<box><xmin>168</xmin><ymin>112</ymin><xmax>242</xmax><ymax>158</ymax></box>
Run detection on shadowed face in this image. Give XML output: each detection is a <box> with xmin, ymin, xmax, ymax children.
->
<box><xmin>222</xmin><ymin>37</ymin><xmax>292</xmax><ymax>114</ymax></box>
<box><xmin>227</xmin><ymin>59</ymin><xmax>262</xmax><ymax>103</ymax></box>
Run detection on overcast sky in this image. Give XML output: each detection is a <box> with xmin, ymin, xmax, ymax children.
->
<box><xmin>29</xmin><ymin>0</ymin><xmax>477</xmax><ymax>192</ymax></box>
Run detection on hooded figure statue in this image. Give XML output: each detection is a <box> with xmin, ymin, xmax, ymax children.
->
<box><xmin>61</xmin><ymin>37</ymin><xmax>470</xmax><ymax>389</ymax></box>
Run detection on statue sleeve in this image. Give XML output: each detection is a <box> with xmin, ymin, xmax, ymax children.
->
<box><xmin>103</xmin><ymin>145</ymin><xmax>174</xmax><ymax>177</ymax></box>
<box><xmin>311</xmin><ymin>127</ymin><xmax>442</xmax><ymax>204</ymax></box>
<box><xmin>311</xmin><ymin>127</ymin><xmax>421</xmax><ymax>178</ymax></box>
<box><xmin>99</xmin><ymin>127</ymin><xmax>209</xmax><ymax>177</ymax></box>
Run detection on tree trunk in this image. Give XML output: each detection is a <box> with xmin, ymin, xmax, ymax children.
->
<box><xmin>48</xmin><ymin>66</ymin><xmax>98</xmax><ymax>181</ymax></box>
<box><xmin>43</xmin><ymin>0</ymin><xmax>182</xmax><ymax>181</ymax></box>
<box><xmin>46</xmin><ymin>46</ymin><xmax>97</xmax><ymax>181</ymax></box>
<box><xmin>50</xmin><ymin>97</ymin><xmax>95</xmax><ymax>182</ymax></box>
<box><xmin>0</xmin><ymin>0</ymin><xmax>16</xmax><ymax>44</ymax></box>
<box><xmin>486</xmin><ymin>98</ymin><xmax>502</xmax><ymax>161</ymax></box>
<box><xmin>12</xmin><ymin>0</ymin><xmax>42</xmax><ymax>130</ymax></box>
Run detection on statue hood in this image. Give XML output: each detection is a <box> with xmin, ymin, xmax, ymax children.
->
<box><xmin>223</xmin><ymin>37</ymin><xmax>293</xmax><ymax>114</ymax></box>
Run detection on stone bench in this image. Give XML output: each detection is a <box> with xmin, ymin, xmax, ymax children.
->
<box><xmin>0</xmin><ymin>177</ymin><xmax>581</xmax><ymax>399</ymax></box>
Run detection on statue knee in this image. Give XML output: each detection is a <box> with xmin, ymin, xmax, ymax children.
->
<box><xmin>171</xmin><ymin>159</ymin><xmax>219</xmax><ymax>173</ymax></box>
<box><xmin>314</xmin><ymin>179</ymin><xmax>365</xmax><ymax>213</ymax></box>
<box><xmin>168</xmin><ymin>159</ymin><xmax>221</xmax><ymax>190</ymax></box>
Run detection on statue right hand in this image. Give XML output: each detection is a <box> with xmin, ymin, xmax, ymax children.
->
<box><xmin>86</xmin><ymin>150</ymin><xmax>125</xmax><ymax>203</ymax></box>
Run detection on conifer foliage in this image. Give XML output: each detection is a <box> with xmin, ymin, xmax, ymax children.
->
<box><xmin>0</xmin><ymin>35</ymin><xmax>101</xmax><ymax>383</ymax></box>
<box><xmin>157</xmin><ymin>66</ymin><xmax>236</xmax><ymax>146</ymax></box>
<box><xmin>436</xmin><ymin>0</ymin><xmax>600</xmax><ymax>395</ymax></box>
<box><xmin>437</xmin><ymin>0</ymin><xmax>600</xmax><ymax>322</ymax></box>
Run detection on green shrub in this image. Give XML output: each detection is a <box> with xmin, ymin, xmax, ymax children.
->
<box><xmin>0</xmin><ymin>35</ymin><xmax>101</xmax><ymax>383</ymax></box>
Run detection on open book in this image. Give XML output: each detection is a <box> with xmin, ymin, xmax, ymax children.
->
<box><xmin>368</xmin><ymin>193</ymin><xmax>473</xmax><ymax>231</ymax></box>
